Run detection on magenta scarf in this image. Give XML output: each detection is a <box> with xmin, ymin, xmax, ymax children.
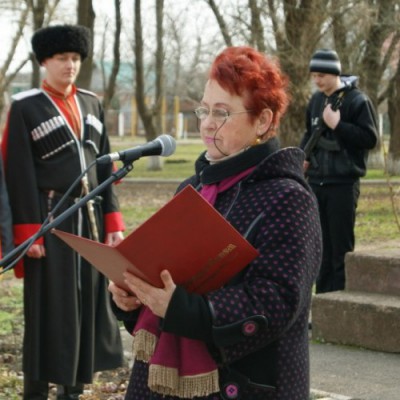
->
<box><xmin>132</xmin><ymin>167</ymin><xmax>256</xmax><ymax>398</ymax></box>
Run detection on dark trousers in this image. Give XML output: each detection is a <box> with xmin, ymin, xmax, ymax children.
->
<box><xmin>23</xmin><ymin>378</ymin><xmax>84</xmax><ymax>399</ymax></box>
<box><xmin>23</xmin><ymin>379</ymin><xmax>48</xmax><ymax>400</ymax></box>
<box><xmin>311</xmin><ymin>182</ymin><xmax>360</xmax><ymax>294</ymax></box>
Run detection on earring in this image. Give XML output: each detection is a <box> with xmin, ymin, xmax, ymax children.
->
<box><xmin>255</xmin><ymin>136</ymin><xmax>262</xmax><ymax>145</ymax></box>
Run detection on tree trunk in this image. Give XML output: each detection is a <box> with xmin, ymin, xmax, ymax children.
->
<box><xmin>103</xmin><ymin>0</ymin><xmax>122</xmax><ymax>111</ymax></box>
<box><xmin>29</xmin><ymin>0</ymin><xmax>46</xmax><ymax>88</ymax></box>
<box><xmin>134</xmin><ymin>0</ymin><xmax>163</xmax><ymax>170</ymax></box>
<box><xmin>274</xmin><ymin>0</ymin><xmax>328</xmax><ymax>146</ymax></box>
<box><xmin>387</xmin><ymin>59</ymin><xmax>400</xmax><ymax>174</ymax></box>
<box><xmin>207</xmin><ymin>0</ymin><xmax>233</xmax><ymax>47</ymax></box>
<box><xmin>134</xmin><ymin>0</ymin><xmax>156</xmax><ymax>139</ymax></box>
<box><xmin>76</xmin><ymin>0</ymin><xmax>95</xmax><ymax>89</ymax></box>
<box><xmin>154</xmin><ymin>0</ymin><xmax>164</xmax><ymax>137</ymax></box>
<box><xmin>248</xmin><ymin>0</ymin><xmax>265</xmax><ymax>53</ymax></box>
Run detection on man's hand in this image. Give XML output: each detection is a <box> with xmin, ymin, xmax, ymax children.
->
<box><xmin>105</xmin><ymin>231</ymin><xmax>124</xmax><ymax>246</ymax></box>
<box><xmin>323</xmin><ymin>104</ymin><xmax>340</xmax><ymax>130</ymax></box>
<box><xmin>27</xmin><ymin>244</ymin><xmax>46</xmax><ymax>258</ymax></box>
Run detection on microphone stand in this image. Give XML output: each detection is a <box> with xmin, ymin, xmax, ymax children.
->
<box><xmin>0</xmin><ymin>162</ymin><xmax>133</xmax><ymax>274</ymax></box>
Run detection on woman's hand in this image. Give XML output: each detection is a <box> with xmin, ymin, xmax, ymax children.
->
<box><xmin>123</xmin><ymin>270</ymin><xmax>176</xmax><ymax>318</ymax></box>
<box><xmin>108</xmin><ymin>281</ymin><xmax>142</xmax><ymax>312</ymax></box>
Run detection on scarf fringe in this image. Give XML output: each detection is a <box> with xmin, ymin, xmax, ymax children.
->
<box><xmin>148</xmin><ymin>364</ymin><xmax>220</xmax><ymax>398</ymax></box>
<box><xmin>132</xmin><ymin>329</ymin><xmax>157</xmax><ymax>362</ymax></box>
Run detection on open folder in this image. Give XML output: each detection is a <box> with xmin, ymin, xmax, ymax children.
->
<box><xmin>52</xmin><ymin>185</ymin><xmax>259</xmax><ymax>294</ymax></box>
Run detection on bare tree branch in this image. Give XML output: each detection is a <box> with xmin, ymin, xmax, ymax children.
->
<box><xmin>134</xmin><ymin>0</ymin><xmax>157</xmax><ymax>142</ymax></box>
<box><xmin>0</xmin><ymin>4</ymin><xmax>30</xmax><ymax>85</ymax></box>
<box><xmin>154</xmin><ymin>0</ymin><xmax>164</xmax><ymax>135</ymax></box>
<box><xmin>1</xmin><ymin>57</ymin><xmax>31</xmax><ymax>90</ymax></box>
<box><xmin>76</xmin><ymin>0</ymin><xmax>95</xmax><ymax>89</ymax></box>
<box><xmin>27</xmin><ymin>0</ymin><xmax>46</xmax><ymax>88</ymax></box>
<box><xmin>103</xmin><ymin>0</ymin><xmax>122</xmax><ymax>111</ymax></box>
<box><xmin>248</xmin><ymin>0</ymin><xmax>265</xmax><ymax>52</ymax></box>
<box><xmin>206</xmin><ymin>0</ymin><xmax>233</xmax><ymax>47</ymax></box>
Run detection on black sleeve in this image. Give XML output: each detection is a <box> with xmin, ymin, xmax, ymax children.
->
<box><xmin>334</xmin><ymin>92</ymin><xmax>378</xmax><ymax>150</ymax></box>
<box><xmin>110</xmin><ymin>298</ymin><xmax>141</xmax><ymax>335</ymax></box>
<box><xmin>0</xmin><ymin>153</ymin><xmax>13</xmax><ymax>255</ymax></box>
<box><xmin>299</xmin><ymin>99</ymin><xmax>314</xmax><ymax>149</ymax></box>
<box><xmin>161</xmin><ymin>286</ymin><xmax>213</xmax><ymax>342</ymax></box>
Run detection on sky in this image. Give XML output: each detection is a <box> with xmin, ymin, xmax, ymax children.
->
<box><xmin>0</xmin><ymin>0</ymin><xmax>223</xmax><ymax>75</ymax></box>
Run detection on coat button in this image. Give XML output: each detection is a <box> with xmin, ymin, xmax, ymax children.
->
<box><xmin>223</xmin><ymin>382</ymin><xmax>239</xmax><ymax>399</ymax></box>
<box><xmin>242</xmin><ymin>320</ymin><xmax>258</xmax><ymax>336</ymax></box>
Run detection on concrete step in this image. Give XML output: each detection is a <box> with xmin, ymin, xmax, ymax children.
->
<box><xmin>311</xmin><ymin>291</ymin><xmax>400</xmax><ymax>352</ymax></box>
<box><xmin>345</xmin><ymin>249</ymin><xmax>400</xmax><ymax>296</ymax></box>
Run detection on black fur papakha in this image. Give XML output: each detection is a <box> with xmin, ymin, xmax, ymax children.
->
<box><xmin>31</xmin><ymin>25</ymin><xmax>91</xmax><ymax>63</ymax></box>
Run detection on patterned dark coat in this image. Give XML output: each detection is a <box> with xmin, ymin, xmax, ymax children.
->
<box><xmin>118</xmin><ymin>139</ymin><xmax>321</xmax><ymax>400</ymax></box>
<box><xmin>1</xmin><ymin>88</ymin><xmax>124</xmax><ymax>385</ymax></box>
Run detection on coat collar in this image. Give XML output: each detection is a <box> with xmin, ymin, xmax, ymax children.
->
<box><xmin>195</xmin><ymin>137</ymin><xmax>280</xmax><ymax>185</ymax></box>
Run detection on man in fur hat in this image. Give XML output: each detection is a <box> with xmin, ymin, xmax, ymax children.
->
<box><xmin>1</xmin><ymin>25</ymin><xmax>125</xmax><ymax>399</ymax></box>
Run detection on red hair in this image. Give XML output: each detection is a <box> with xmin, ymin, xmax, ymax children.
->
<box><xmin>209</xmin><ymin>46</ymin><xmax>289</xmax><ymax>127</ymax></box>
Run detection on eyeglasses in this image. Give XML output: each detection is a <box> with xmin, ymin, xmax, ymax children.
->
<box><xmin>194</xmin><ymin>107</ymin><xmax>253</xmax><ymax>122</ymax></box>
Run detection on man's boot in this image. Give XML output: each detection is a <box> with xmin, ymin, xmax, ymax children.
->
<box><xmin>23</xmin><ymin>379</ymin><xmax>48</xmax><ymax>400</ymax></box>
<box><xmin>57</xmin><ymin>383</ymin><xmax>84</xmax><ymax>399</ymax></box>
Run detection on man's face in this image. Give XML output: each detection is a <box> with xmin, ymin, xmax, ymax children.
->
<box><xmin>42</xmin><ymin>52</ymin><xmax>82</xmax><ymax>90</ymax></box>
<box><xmin>310</xmin><ymin>72</ymin><xmax>340</xmax><ymax>96</ymax></box>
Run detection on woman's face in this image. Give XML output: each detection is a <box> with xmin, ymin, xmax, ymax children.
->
<box><xmin>198</xmin><ymin>79</ymin><xmax>261</xmax><ymax>160</ymax></box>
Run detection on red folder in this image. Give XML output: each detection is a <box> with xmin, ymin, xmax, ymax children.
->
<box><xmin>52</xmin><ymin>185</ymin><xmax>259</xmax><ymax>294</ymax></box>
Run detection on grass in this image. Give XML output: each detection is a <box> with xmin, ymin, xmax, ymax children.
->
<box><xmin>111</xmin><ymin>137</ymin><xmax>202</xmax><ymax>179</ymax></box>
<box><xmin>356</xmin><ymin>184</ymin><xmax>400</xmax><ymax>244</ymax></box>
<box><xmin>122</xmin><ymin>205</ymin><xmax>164</xmax><ymax>232</ymax></box>
<box><xmin>0</xmin><ymin>372</ymin><xmax>21</xmax><ymax>400</ymax></box>
<box><xmin>118</xmin><ymin>184</ymin><xmax>400</xmax><ymax>247</ymax></box>
<box><xmin>0</xmin><ymin>279</ymin><xmax>23</xmax><ymax>336</ymax></box>
<box><xmin>110</xmin><ymin>138</ymin><xmax>400</xmax><ymax>245</ymax></box>
<box><xmin>365</xmin><ymin>169</ymin><xmax>387</xmax><ymax>179</ymax></box>
<box><xmin>111</xmin><ymin>136</ymin><xmax>400</xmax><ymax>181</ymax></box>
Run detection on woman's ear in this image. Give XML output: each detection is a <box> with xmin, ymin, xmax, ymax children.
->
<box><xmin>257</xmin><ymin>108</ymin><xmax>273</xmax><ymax>136</ymax></box>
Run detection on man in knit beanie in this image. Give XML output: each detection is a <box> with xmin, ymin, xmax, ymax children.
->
<box><xmin>309</xmin><ymin>49</ymin><xmax>341</xmax><ymax>76</ymax></box>
<box><xmin>300</xmin><ymin>49</ymin><xmax>378</xmax><ymax>295</ymax></box>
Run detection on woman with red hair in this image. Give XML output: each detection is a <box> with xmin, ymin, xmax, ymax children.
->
<box><xmin>110</xmin><ymin>46</ymin><xmax>321</xmax><ymax>400</ymax></box>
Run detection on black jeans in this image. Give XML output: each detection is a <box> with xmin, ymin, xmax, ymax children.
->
<box><xmin>311</xmin><ymin>182</ymin><xmax>360</xmax><ymax>293</ymax></box>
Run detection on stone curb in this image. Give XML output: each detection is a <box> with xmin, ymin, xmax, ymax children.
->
<box><xmin>311</xmin><ymin>389</ymin><xmax>358</xmax><ymax>400</ymax></box>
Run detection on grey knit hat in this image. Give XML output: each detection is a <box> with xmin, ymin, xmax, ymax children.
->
<box><xmin>309</xmin><ymin>49</ymin><xmax>341</xmax><ymax>75</ymax></box>
<box><xmin>31</xmin><ymin>25</ymin><xmax>91</xmax><ymax>64</ymax></box>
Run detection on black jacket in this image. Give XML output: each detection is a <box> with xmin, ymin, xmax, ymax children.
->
<box><xmin>300</xmin><ymin>76</ymin><xmax>378</xmax><ymax>185</ymax></box>
<box><xmin>0</xmin><ymin>152</ymin><xmax>13</xmax><ymax>256</ymax></box>
<box><xmin>2</xmin><ymin>87</ymin><xmax>124</xmax><ymax>384</ymax></box>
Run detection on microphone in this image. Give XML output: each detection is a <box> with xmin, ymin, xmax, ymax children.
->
<box><xmin>97</xmin><ymin>134</ymin><xmax>176</xmax><ymax>164</ymax></box>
